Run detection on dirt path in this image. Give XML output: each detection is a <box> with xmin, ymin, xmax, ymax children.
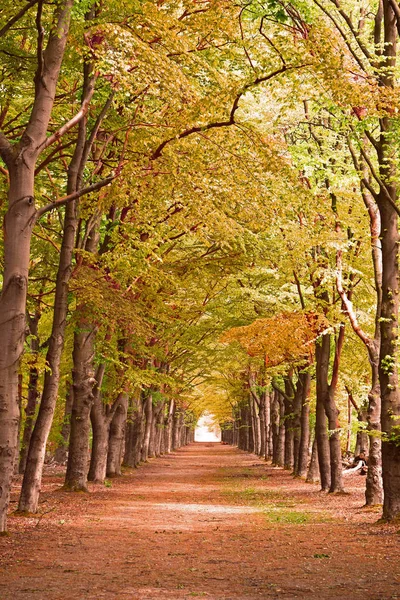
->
<box><xmin>1</xmin><ymin>443</ymin><xmax>399</xmax><ymax>599</ymax></box>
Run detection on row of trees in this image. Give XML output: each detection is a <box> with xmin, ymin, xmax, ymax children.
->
<box><xmin>1</xmin><ymin>0</ymin><xmax>400</xmax><ymax>532</ymax></box>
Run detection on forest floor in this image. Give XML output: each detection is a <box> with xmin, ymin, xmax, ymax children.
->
<box><xmin>1</xmin><ymin>444</ymin><xmax>400</xmax><ymax>600</ymax></box>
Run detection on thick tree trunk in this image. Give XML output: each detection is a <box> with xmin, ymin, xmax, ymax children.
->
<box><xmin>123</xmin><ymin>390</ymin><xmax>143</xmax><ymax>467</ymax></box>
<box><xmin>107</xmin><ymin>393</ymin><xmax>128</xmax><ymax>477</ymax></box>
<box><xmin>375</xmin><ymin>0</ymin><xmax>399</xmax><ymax>522</ymax></box>
<box><xmin>88</xmin><ymin>414</ymin><xmax>110</xmax><ymax>484</ymax></box>
<box><xmin>0</xmin><ymin>0</ymin><xmax>76</xmax><ymax>532</ymax></box>
<box><xmin>0</xmin><ymin>165</ymin><xmax>36</xmax><ymax>529</ymax></box>
<box><xmin>17</xmin><ymin>55</ymin><xmax>97</xmax><ymax>513</ymax></box>
<box><xmin>325</xmin><ymin>388</ymin><xmax>344</xmax><ymax>493</ymax></box>
<box><xmin>378</xmin><ymin>197</ymin><xmax>400</xmax><ymax>519</ymax></box>
<box><xmin>64</xmin><ymin>324</ymin><xmax>97</xmax><ymax>491</ymax></box>
<box><xmin>87</xmin><ymin>364</ymin><xmax>109</xmax><ymax>484</ymax></box>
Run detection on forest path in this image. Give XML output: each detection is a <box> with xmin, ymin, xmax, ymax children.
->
<box><xmin>1</xmin><ymin>443</ymin><xmax>399</xmax><ymax>600</ymax></box>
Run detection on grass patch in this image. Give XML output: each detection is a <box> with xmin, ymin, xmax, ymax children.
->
<box><xmin>222</xmin><ymin>485</ymin><xmax>330</xmax><ymax>524</ymax></box>
<box><xmin>223</xmin><ymin>486</ymin><xmax>287</xmax><ymax>505</ymax></box>
<box><xmin>262</xmin><ymin>508</ymin><xmax>312</xmax><ymax>524</ymax></box>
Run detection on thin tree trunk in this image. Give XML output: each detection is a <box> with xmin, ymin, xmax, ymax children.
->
<box><xmin>141</xmin><ymin>393</ymin><xmax>153</xmax><ymax>462</ymax></box>
<box><xmin>165</xmin><ymin>399</ymin><xmax>175</xmax><ymax>454</ymax></box>
<box><xmin>19</xmin><ymin>317</ymin><xmax>40</xmax><ymax>474</ymax></box>
<box><xmin>276</xmin><ymin>393</ymin><xmax>285</xmax><ymax>467</ymax></box>
<box><xmin>297</xmin><ymin>371</ymin><xmax>311</xmax><ymax>478</ymax></box>
<box><xmin>54</xmin><ymin>385</ymin><xmax>74</xmax><ymax>465</ymax></box>
<box><xmin>306</xmin><ymin>437</ymin><xmax>320</xmax><ymax>483</ymax></box>
<box><xmin>315</xmin><ymin>335</ymin><xmax>331</xmax><ymax>491</ymax></box>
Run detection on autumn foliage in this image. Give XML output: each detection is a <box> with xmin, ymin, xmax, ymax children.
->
<box><xmin>221</xmin><ymin>311</ymin><xmax>328</xmax><ymax>367</ymax></box>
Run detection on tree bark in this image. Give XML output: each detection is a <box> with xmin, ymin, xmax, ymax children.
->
<box><xmin>19</xmin><ymin>314</ymin><xmax>40</xmax><ymax>474</ymax></box>
<box><xmin>64</xmin><ymin>323</ymin><xmax>97</xmax><ymax>491</ymax></box>
<box><xmin>54</xmin><ymin>385</ymin><xmax>74</xmax><ymax>465</ymax></box>
<box><xmin>107</xmin><ymin>392</ymin><xmax>128</xmax><ymax>477</ymax></box>
<box><xmin>0</xmin><ymin>0</ymin><xmax>75</xmax><ymax>533</ymax></box>
<box><xmin>306</xmin><ymin>437</ymin><xmax>320</xmax><ymax>484</ymax></box>
<box><xmin>141</xmin><ymin>393</ymin><xmax>153</xmax><ymax>462</ymax></box>
<box><xmin>87</xmin><ymin>364</ymin><xmax>108</xmax><ymax>484</ymax></box>
<box><xmin>297</xmin><ymin>370</ymin><xmax>311</xmax><ymax>478</ymax></box>
<box><xmin>164</xmin><ymin>399</ymin><xmax>175</xmax><ymax>454</ymax></box>
<box><xmin>315</xmin><ymin>335</ymin><xmax>331</xmax><ymax>491</ymax></box>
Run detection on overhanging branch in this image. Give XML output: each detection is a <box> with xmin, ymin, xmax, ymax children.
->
<box><xmin>151</xmin><ymin>64</ymin><xmax>308</xmax><ymax>159</ymax></box>
<box><xmin>35</xmin><ymin>175</ymin><xmax>115</xmax><ymax>220</ymax></box>
<box><xmin>0</xmin><ymin>0</ymin><xmax>39</xmax><ymax>39</ymax></box>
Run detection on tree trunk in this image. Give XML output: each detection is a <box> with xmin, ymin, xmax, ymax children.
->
<box><xmin>88</xmin><ymin>413</ymin><xmax>110</xmax><ymax>484</ymax></box>
<box><xmin>149</xmin><ymin>398</ymin><xmax>164</xmax><ymax>458</ymax></box>
<box><xmin>378</xmin><ymin>195</ymin><xmax>400</xmax><ymax>519</ymax></box>
<box><xmin>0</xmin><ymin>0</ymin><xmax>74</xmax><ymax>533</ymax></box>
<box><xmin>18</xmin><ymin>198</ymin><xmax>79</xmax><ymax>512</ymax></box>
<box><xmin>283</xmin><ymin>378</ymin><xmax>295</xmax><ymax>470</ymax></box>
<box><xmin>296</xmin><ymin>370</ymin><xmax>311</xmax><ymax>478</ymax></box>
<box><xmin>123</xmin><ymin>390</ymin><xmax>143</xmax><ymax>467</ymax></box>
<box><xmin>315</xmin><ymin>335</ymin><xmax>332</xmax><ymax>491</ymax></box>
<box><xmin>154</xmin><ymin>399</ymin><xmax>166</xmax><ymax>457</ymax></box>
<box><xmin>271</xmin><ymin>390</ymin><xmax>280</xmax><ymax>465</ymax></box>
<box><xmin>0</xmin><ymin>163</ymin><xmax>36</xmax><ymax>529</ymax></box>
<box><xmin>164</xmin><ymin>399</ymin><xmax>175</xmax><ymax>454</ymax></box>
<box><xmin>306</xmin><ymin>437</ymin><xmax>320</xmax><ymax>483</ymax></box>
<box><xmin>19</xmin><ymin>318</ymin><xmax>40</xmax><ymax>474</ymax></box>
<box><xmin>64</xmin><ymin>323</ymin><xmax>97</xmax><ymax>491</ymax></box>
<box><xmin>365</xmin><ymin>369</ymin><xmax>383</xmax><ymax>505</ymax></box>
<box><xmin>375</xmin><ymin>0</ymin><xmax>399</xmax><ymax>522</ymax></box>
<box><xmin>259</xmin><ymin>392</ymin><xmax>266</xmax><ymax>458</ymax></box>
<box><xmin>54</xmin><ymin>386</ymin><xmax>74</xmax><ymax>465</ymax></box>
<box><xmin>16</xmin><ymin>55</ymin><xmax>97</xmax><ymax>513</ymax></box>
<box><xmin>141</xmin><ymin>393</ymin><xmax>153</xmax><ymax>462</ymax></box>
<box><xmin>107</xmin><ymin>392</ymin><xmax>128</xmax><ymax>477</ymax></box>
<box><xmin>249</xmin><ymin>395</ymin><xmax>260</xmax><ymax>455</ymax></box>
<box><xmin>87</xmin><ymin>364</ymin><xmax>109</xmax><ymax>484</ymax></box>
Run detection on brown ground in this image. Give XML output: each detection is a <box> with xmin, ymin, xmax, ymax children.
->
<box><xmin>1</xmin><ymin>443</ymin><xmax>400</xmax><ymax>599</ymax></box>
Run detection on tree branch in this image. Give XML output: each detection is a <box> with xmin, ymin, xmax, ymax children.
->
<box><xmin>344</xmin><ymin>384</ymin><xmax>362</xmax><ymax>417</ymax></box>
<box><xmin>35</xmin><ymin>175</ymin><xmax>115</xmax><ymax>219</ymax></box>
<box><xmin>293</xmin><ymin>270</ymin><xmax>306</xmax><ymax>309</ymax></box>
<box><xmin>151</xmin><ymin>64</ymin><xmax>307</xmax><ymax>159</ymax></box>
<box><xmin>271</xmin><ymin>379</ymin><xmax>292</xmax><ymax>402</ymax></box>
<box><xmin>0</xmin><ymin>0</ymin><xmax>39</xmax><ymax>39</ymax></box>
<box><xmin>312</xmin><ymin>0</ymin><xmax>369</xmax><ymax>72</ymax></box>
<box><xmin>328</xmin><ymin>0</ymin><xmax>372</xmax><ymax>60</ymax></box>
<box><xmin>39</xmin><ymin>76</ymin><xmax>97</xmax><ymax>152</ymax></box>
<box><xmin>336</xmin><ymin>248</ymin><xmax>371</xmax><ymax>347</ymax></box>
